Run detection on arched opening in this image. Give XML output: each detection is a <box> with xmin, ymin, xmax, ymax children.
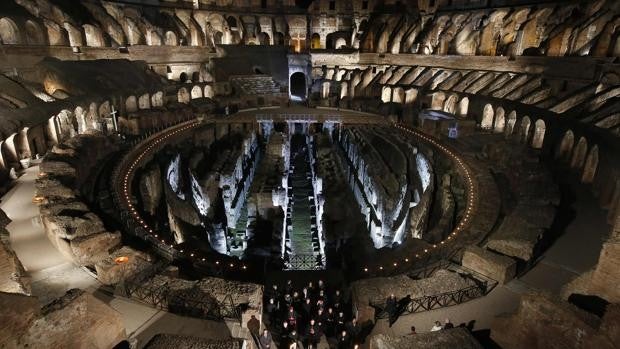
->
<box><xmin>274</xmin><ymin>32</ymin><xmax>284</xmax><ymax>45</ymax></box>
<box><xmin>556</xmin><ymin>130</ymin><xmax>574</xmax><ymax>161</ymax></box>
<box><xmin>481</xmin><ymin>104</ymin><xmax>494</xmax><ymax>129</ymax></box>
<box><xmin>321</xmin><ymin>81</ymin><xmax>331</xmax><ymax>99</ymax></box>
<box><xmin>258</xmin><ymin>32</ymin><xmax>270</xmax><ymax>45</ymax></box>
<box><xmin>505</xmin><ymin>111</ymin><xmax>517</xmax><ymax>136</ymax></box>
<box><xmin>25</xmin><ymin>20</ymin><xmax>44</xmax><ymax>45</ymax></box>
<box><xmin>165</xmin><ymin>31</ymin><xmax>178</xmax><ymax>46</ymax></box>
<box><xmin>226</xmin><ymin>16</ymin><xmax>237</xmax><ymax>28</ymax></box>
<box><xmin>443</xmin><ymin>95</ymin><xmax>458</xmax><ymax>114</ymax></box>
<box><xmin>405</xmin><ymin>89</ymin><xmax>418</xmax><ymax>105</ymax></box>
<box><xmin>178</xmin><ymin>88</ymin><xmax>190</xmax><ymax>103</ymax></box>
<box><xmin>0</xmin><ymin>18</ymin><xmax>20</xmax><ymax>44</ymax></box>
<box><xmin>494</xmin><ymin>107</ymin><xmax>505</xmax><ymax>133</ymax></box>
<box><xmin>191</xmin><ymin>86</ymin><xmax>203</xmax><ymax>99</ymax></box>
<box><xmin>125</xmin><ymin>96</ymin><xmax>138</xmax><ymax>112</ymax></box>
<box><xmin>191</xmin><ymin>72</ymin><xmax>200</xmax><ymax>83</ymax></box>
<box><xmin>581</xmin><ymin>145</ymin><xmax>598</xmax><ymax>183</ymax></box>
<box><xmin>290</xmin><ymin>72</ymin><xmax>306</xmax><ymax>100</ymax></box>
<box><xmin>75</xmin><ymin>106</ymin><xmax>87</xmax><ymax>134</ymax></box>
<box><xmin>204</xmin><ymin>85</ymin><xmax>214</xmax><ymax>98</ymax></box>
<box><xmin>519</xmin><ymin>116</ymin><xmax>531</xmax><ymax>143</ymax></box>
<box><xmin>392</xmin><ymin>87</ymin><xmax>405</xmax><ymax>104</ymax></box>
<box><xmin>457</xmin><ymin>97</ymin><xmax>469</xmax><ymax>117</ymax></box>
<box><xmin>151</xmin><ymin>91</ymin><xmax>164</xmax><ymax>107</ymax></box>
<box><xmin>335</xmin><ymin>37</ymin><xmax>347</xmax><ymax>49</ymax></box>
<box><xmin>180</xmin><ymin>72</ymin><xmax>188</xmax><ymax>83</ymax></box>
<box><xmin>340</xmin><ymin>81</ymin><xmax>348</xmax><ymax>99</ymax></box>
<box><xmin>570</xmin><ymin>136</ymin><xmax>588</xmax><ymax>169</ymax></box>
<box><xmin>214</xmin><ymin>31</ymin><xmax>223</xmax><ymax>45</ymax></box>
<box><xmin>138</xmin><ymin>94</ymin><xmax>150</xmax><ymax>109</ymax></box>
<box><xmin>381</xmin><ymin>86</ymin><xmax>392</xmax><ymax>103</ymax></box>
<box><xmin>431</xmin><ymin>91</ymin><xmax>445</xmax><ymax>110</ymax></box>
<box><xmin>531</xmin><ymin>119</ymin><xmax>546</xmax><ymax>149</ymax></box>
<box><xmin>147</xmin><ymin>31</ymin><xmax>162</xmax><ymax>45</ymax></box>
<box><xmin>311</xmin><ymin>33</ymin><xmax>321</xmax><ymax>49</ymax></box>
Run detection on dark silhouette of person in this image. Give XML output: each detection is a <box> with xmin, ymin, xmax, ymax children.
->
<box><xmin>247</xmin><ymin>315</ymin><xmax>260</xmax><ymax>337</ymax></box>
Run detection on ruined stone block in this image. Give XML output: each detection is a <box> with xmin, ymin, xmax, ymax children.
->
<box><xmin>462</xmin><ymin>246</ymin><xmax>516</xmax><ymax>284</ymax></box>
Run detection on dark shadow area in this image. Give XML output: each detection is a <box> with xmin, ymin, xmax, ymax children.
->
<box><xmin>568</xmin><ymin>293</ymin><xmax>609</xmax><ymax>318</ymax></box>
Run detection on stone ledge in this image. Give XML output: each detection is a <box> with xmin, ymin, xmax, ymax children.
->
<box><xmin>462</xmin><ymin>246</ymin><xmax>516</xmax><ymax>284</ymax></box>
<box><xmin>369</xmin><ymin>327</ymin><xmax>483</xmax><ymax>349</ymax></box>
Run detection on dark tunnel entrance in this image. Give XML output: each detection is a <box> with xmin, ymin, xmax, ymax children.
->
<box><xmin>290</xmin><ymin>72</ymin><xmax>307</xmax><ymax>101</ymax></box>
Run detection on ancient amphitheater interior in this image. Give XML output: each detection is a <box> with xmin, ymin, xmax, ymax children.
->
<box><xmin>0</xmin><ymin>0</ymin><xmax>619</xmax><ymax>348</ymax></box>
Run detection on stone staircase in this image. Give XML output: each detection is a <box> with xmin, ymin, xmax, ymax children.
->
<box><xmin>230</xmin><ymin>75</ymin><xmax>282</xmax><ymax>96</ymax></box>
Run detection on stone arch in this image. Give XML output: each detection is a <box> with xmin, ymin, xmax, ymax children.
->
<box><xmin>75</xmin><ymin>106</ymin><xmax>87</xmax><ymax>133</ymax></box>
<box><xmin>392</xmin><ymin>87</ymin><xmax>405</xmax><ymax>104</ymax></box>
<box><xmin>381</xmin><ymin>86</ymin><xmax>392</xmax><ymax>103</ymax></box>
<box><xmin>147</xmin><ymin>30</ymin><xmax>162</xmax><ymax>45</ymax></box>
<box><xmin>258</xmin><ymin>32</ymin><xmax>270</xmax><ymax>45</ymax></box>
<box><xmin>274</xmin><ymin>32</ymin><xmax>284</xmax><ymax>45</ymax></box>
<box><xmin>505</xmin><ymin>111</ymin><xmax>517</xmax><ymax>136</ymax></box>
<box><xmin>191</xmin><ymin>85</ymin><xmax>203</xmax><ymax>99</ymax></box>
<box><xmin>214</xmin><ymin>31</ymin><xmax>223</xmax><ymax>45</ymax></box>
<box><xmin>531</xmin><ymin>119</ymin><xmax>546</xmax><ymax>149</ymax></box>
<box><xmin>519</xmin><ymin>116</ymin><xmax>531</xmax><ymax>143</ymax></box>
<box><xmin>340</xmin><ymin>81</ymin><xmax>348</xmax><ymax>99</ymax></box>
<box><xmin>481</xmin><ymin>104</ymin><xmax>494</xmax><ymax>129</ymax></box>
<box><xmin>165</xmin><ymin>31</ymin><xmax>178</xmax><ymax>46</ymax></box>
<box><xmin>25</xmin><ymin>20</ymin><xmax>45</xmax><ymax>45</ymax></box>
<box><xmin>83</xmin><ymin>24</ymin><xmax>105</xmax><ymax>47</ymax></box>
<box><xmin>86</xmin><ymin>102</ymin><xmax>99</xmax><ymax>131</ymax></box>
<box><xmin>581</xmin><ymin>145</ymin><xmax>598</xmax><ymax>183</ymax></box>
<box><xmin>290</xmin><ymin>72</ymin><xmax>307</xmax><ymax>100</ymax></box>
<box><xmin>138</xmin><ymin>93</ymin><xmax>151</xmax><ymax>109</ymax></box>
<box><xmin>431</xmin><ymin>91</ymin><xmax>446</xmax><ymax>110</ymax></box>
<box><xmin>335</xmin><ymin>37</ymin><xmax>347</xmax><ymax>49</ymax></box>
<box><xmin>1</xmin><ymin>135</ymin><xmax>19</xmax><ymax>167</ymax></box>
<box><xmin>570</xmin><ymin>136</ymin><xmax>588</xmax><ymax>169</ymax></box>
<box><xmin>16</xmin><ymin>128</ymin><xmax>31</xmax><ymax>159</ymax></box>
<box><xmin>45</xmin><ymin>21</ymin><xmax>68</xmax><ymax>46</ymax></box>
<box><xmin>321</xmin><ymin>81</ymin><xmax>331</xmax><ymax>99</ymax></box>
<box><xmin>63</xmin><ymin>22</ymin><xmax>84</xmax><ymax>47</ymax></box>
<box><xmin>0</xmin><ymin>18</ymin><xmax>21</xmax><ymax>44</ymax></box>
<box><xmin>405</xmin><ymin>89</ymin><xmax>418</xmax><ymax>105</ymax></box>
<box><xmin>226</xmin><ymin>16</ymin><xmax>238</xmax><ymax>28</ymax></box>
<box><xmin>493</xmin><ymin>106</ymin><xmax>505</xmax><ymax>133</ymax></box>
<box><xmin>125</xmin><ymin>96</ymin><xmax>138</xmax><ymax>112</ymax></box>
<box><xmin>26</xmin><ymin>126</ymin><xmax>46</xmax><ymax>158</ymax></box>
<box><xmin>204</xmin><ymin>85</ymin><xmax>214</xmax><ymax>98</ymax></box>
<box><xmin>311</xmin><ymin>33</ymin><xmax>321</xmax><ymax>49</ymax></box>
<box><xmin>556</xmin><ymin>130</ymin><xmax>575</xmax><ymax>161</ymax></box>
<box><xmin>457</xmin><ymin>97</ymin><xmax>469</xmax><ymax>117</ymax></box>
<box><xmin>178</xmin><ymin>87</ymin><xmax>190</xmax><ymax>103</ymax></box>
<box><xmin>57</xmin><ymin>109</ymin><xmax>77</xmax><ymax>140</ymax></box>
<box><xmin>443</xmin><ymin>94</ymin><xmax>458</xmax><ymax>114</ymax></box>
<box><xmin>151</xmin><ymin>91</ymin><xmax>164</xmax><ymax>107</ymax></box>
<box><xmin>98</xmin><ymin>101</ymin><xmax>111</xmax><ymax>125</ymax></box>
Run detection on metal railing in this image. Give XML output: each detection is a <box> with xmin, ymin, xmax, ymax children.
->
<box><xmin>369</xmin><ymin>265</ymin><xmax>497</xmax><ymax>320</ymax></box>
<box><xmin>118</xmin><ymin>266</ymin><xmax>243</xmax><ymax>321</ymax></box>
<box><xmin>284</xmin><ymin>254</ymin><xmax>326</xmax><ymax>270</ymax></box>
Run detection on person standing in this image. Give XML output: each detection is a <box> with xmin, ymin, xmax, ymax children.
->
<box><xmin>346</xmin><ymin>317</ymin><xmax>362</xmax><ymax>344</ymax></box>
<box><xmin>385</xmin><ymin>294</ymin><xmax>397</xmax><ymax>326</ymax></box>
<box><xmin>337</xmin><ymin>330</ymin><xmax>350</xmax><ymax>349</ymax></box>
<box><xmin>305</xmin><ymin>318</ymin><xmax>322</xmax><ymax>349</ymax></box>
<box><xmin>259</xmin><ymin>329</ymin><xmax>272</xmax><ymax>349</ymax></box>
<box><xmin>431</xmin><ymin>321</ymin><xmax>443</xmax><ymax>331</ymax></box>
<box><xmin>443</xmin><ymin>318</ymin><xmax>454</xmax><ymax>329</ymax></box>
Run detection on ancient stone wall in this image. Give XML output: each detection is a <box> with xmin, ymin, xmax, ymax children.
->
<box><xmin>0</xmin><ymin>289</ymin><xmax>126</xmax><ymax>349</ymax></box>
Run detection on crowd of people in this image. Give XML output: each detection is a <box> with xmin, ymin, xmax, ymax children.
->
<box><xmin>259</xmin><ymin>279</ymin><xmax>362</xmax><ymax>349</ymax></box>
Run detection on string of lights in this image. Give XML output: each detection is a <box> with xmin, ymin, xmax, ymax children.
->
<box><xmin>112</xmin><ymin>117</ymin><xmax>477</xmax><ymax>275</ymax></box>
